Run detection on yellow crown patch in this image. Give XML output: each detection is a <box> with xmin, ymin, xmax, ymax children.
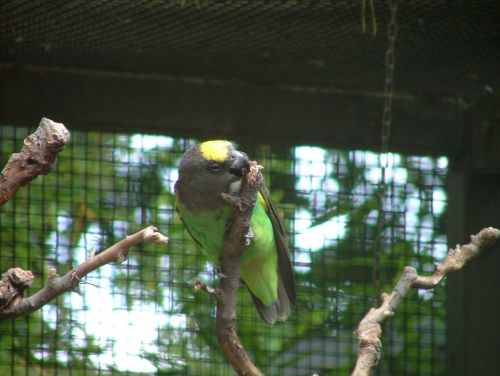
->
<box><xmin>199</xmin><ymin>140</ymin><xmax>231</xmax><ymax>162</ymax></box>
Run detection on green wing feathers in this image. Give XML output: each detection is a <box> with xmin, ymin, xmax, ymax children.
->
<box><xmin>243</xmin><ymin>187</ymin><xmax>296</xmax><ymax>324</ymax></box>
<box><xmin>258</xmin><ymin>187</ymin><xmax>296</xmax><ymax>306</ymax></box>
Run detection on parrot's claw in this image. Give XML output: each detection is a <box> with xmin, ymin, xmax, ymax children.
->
<box><xmin>221</xmin><ymin>192</ymin><xmax>243</xmax><ymax>210</ymax></box>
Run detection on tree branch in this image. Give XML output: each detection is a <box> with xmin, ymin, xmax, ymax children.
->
<box><xmin>0</xmin><ymin>226</ymin><xmax>168</xmax><ymax>320</ymax></box>
<box><xmin>0</xmin><ymin>117</ymin><xmax>70</xmax><ymax>206</ymax></box>
<box><xmin>351</xmin><ymin>227</ymin><xmax>500</xmax><ymax>376</ymax></box>
<box><xmin>216</xmin><ymin>162</ymin><xmax>264</xmax><ymax>376</ymax></box>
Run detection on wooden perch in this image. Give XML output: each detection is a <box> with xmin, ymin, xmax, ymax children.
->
<box><xmin>215</xmin><ymin>162</ymin><xmax>264</xmax><ymax>376</ymax></box>
<box><xmin>0</xmin><ymin>226</ymin><xmax>168</xmax><ymax>319</ymax></box>
<box><xmin>351</xmin><ymin>227</ymin><xmax>500</xmax><ymax>376</ymax></box>
<box><xmin>0</xmin><ymin>117</ymin><xmax>70</xmax><ymax>206</ymax></box>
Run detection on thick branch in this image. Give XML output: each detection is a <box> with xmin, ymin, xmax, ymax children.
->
<box><xmin>0</xmin><ymin>226</ymin><xmax>168</xmax><ymax>319</ymax></box>
<box><xmin>351</xmin><ymin>227</ymin><xmax>500</xmax><ymax>376</ymax></box>
<box><xmin>216</xmin><ymin>162</ymin><xmax>264</xmax><ymax>376</ymax></box>
<box><xmin>0</xmin><ymin>117</ymin><xmax>70</xmax><ymax>206</ymax></box>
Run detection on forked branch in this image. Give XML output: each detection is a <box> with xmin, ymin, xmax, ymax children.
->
<box><xmin>351</xmin><ymin>227</ymin><xmax>500</xmax><ymax>376</ymax></box>
<box><xmin>0</xmin><ymin>226</ymin><xmax>168</xmax><ymax>319</ymax></box>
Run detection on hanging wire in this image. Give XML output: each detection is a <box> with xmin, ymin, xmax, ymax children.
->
<box><xmin>373</xmin><ymin>0</ymin><xmax>399</xmax><ymax>294</ymax></box>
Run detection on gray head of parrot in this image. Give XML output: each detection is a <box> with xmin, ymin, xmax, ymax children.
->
<box><xmin>175</xmin><ymin>142</ymin><xmax>251</xmax><ymax>210</ymax></box>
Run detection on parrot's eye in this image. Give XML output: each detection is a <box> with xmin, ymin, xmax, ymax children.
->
<box><xmin>207</xmin><ymin>160</ymin><xmax>223</xmax><ymax>173</ymax></box>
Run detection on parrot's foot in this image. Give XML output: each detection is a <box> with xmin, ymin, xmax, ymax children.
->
<box><xmin>220</xmin><ymin>192</ymin><xmax>243</xmax><ymax>211</ymax></box>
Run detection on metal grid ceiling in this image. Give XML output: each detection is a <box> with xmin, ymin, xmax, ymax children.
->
<box><xmin>1</xmin><ymin>0</ymin><xmax>499</xmax><ymax>94</ymax></box>
<box><xmin>1</xmin><ymin>126</ymin><xmax>448</xmax><ymax>375</ymax></box>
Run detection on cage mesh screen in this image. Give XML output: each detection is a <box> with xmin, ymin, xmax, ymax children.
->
<box><xmin>1</xmin><ymin>0</ymin><xmax>499</xmax><ymax>93</ymax></box>
<box><xmin>0</xmin><ymin>126</ymin><xmax>447</xmax><ymax>375</ymax></box>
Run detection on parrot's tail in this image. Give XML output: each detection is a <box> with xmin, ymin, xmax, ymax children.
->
<box><xmin>249</xmin><ymin>277</ymin><xmax>291</xmax><ymax>325</ymax></box>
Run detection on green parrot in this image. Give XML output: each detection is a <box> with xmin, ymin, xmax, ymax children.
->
<box><xmin>175</xmin><ymin>140</ymin><xmax>296</xmax><ymax>324</ymax></box>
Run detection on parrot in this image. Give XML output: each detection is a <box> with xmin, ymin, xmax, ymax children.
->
<box><xmin>174</xmin><ymin>140</ymin><xmax>296</xmax><ymax>324</ymax></box>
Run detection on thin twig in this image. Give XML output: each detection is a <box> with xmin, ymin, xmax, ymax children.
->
<box><xmin>0</xmin><ymin>226</ymin><xmax>168</xmax><ymax>319</ymax></box>
<box><xmin>216</xmin><ymin>162</ymin><xmax>264</xmax><ymax>376</ymax></box>
<box><xmin>0</xmin><ymin>118</ymin><xmax>70</xmax><ymax>206</ymax></box>
<box><xmin>351</xmin><ymin>227</ymin><xmax>500</xmax><ymax>376</ymax></box>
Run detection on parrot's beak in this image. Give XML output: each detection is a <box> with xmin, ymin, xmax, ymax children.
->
<box><xmin>229</xmin><ymin>151</ymin><xmax>250</xmax><ymax>177</ymax></box>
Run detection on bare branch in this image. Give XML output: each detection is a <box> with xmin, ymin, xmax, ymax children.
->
<box><xmin>216</xmin><ymin>162</ymin><xmax>264</xmax><ymax>376</ymax></box>
<box><xmin>351</xmin><ymin>227</ymin><xmax>500</xmax><ymax>376</ymax></box>
<box><xmin>0</xmin><ymin>118</ymin><xmax>70</xmax><ymax>206</ymax></box>
<box><xmin>0</xmin><ymin>226</ymin><xmax>168</xmax><ymax>319</ymax></box>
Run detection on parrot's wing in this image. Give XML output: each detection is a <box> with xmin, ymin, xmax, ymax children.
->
<box><xmin>259</xmin><ymin>185</ymin><xmax>296</xmax><ymax>306</ymax></box>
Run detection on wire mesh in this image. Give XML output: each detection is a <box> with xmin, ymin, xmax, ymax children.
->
<box><xmin>0</xmin><ymin>125</ymin><xmax>447</xmax><ymax>375</ymax></box>
<box><xmin>1</xmin><ymin>0</ymin><xmax>499</xmax><ymax>93</ymax></box>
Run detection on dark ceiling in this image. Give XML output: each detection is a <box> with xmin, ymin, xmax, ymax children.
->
<box><xmin>1</xmin><ymin>0</ymin><xmax>499</xmax><ymax>98</ymax></box>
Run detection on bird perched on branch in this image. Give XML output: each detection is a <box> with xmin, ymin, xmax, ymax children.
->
<box><xmin>175</xmin><ymin>140</ymin><xmax>295</xmax><ymax>324</ymax></box>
